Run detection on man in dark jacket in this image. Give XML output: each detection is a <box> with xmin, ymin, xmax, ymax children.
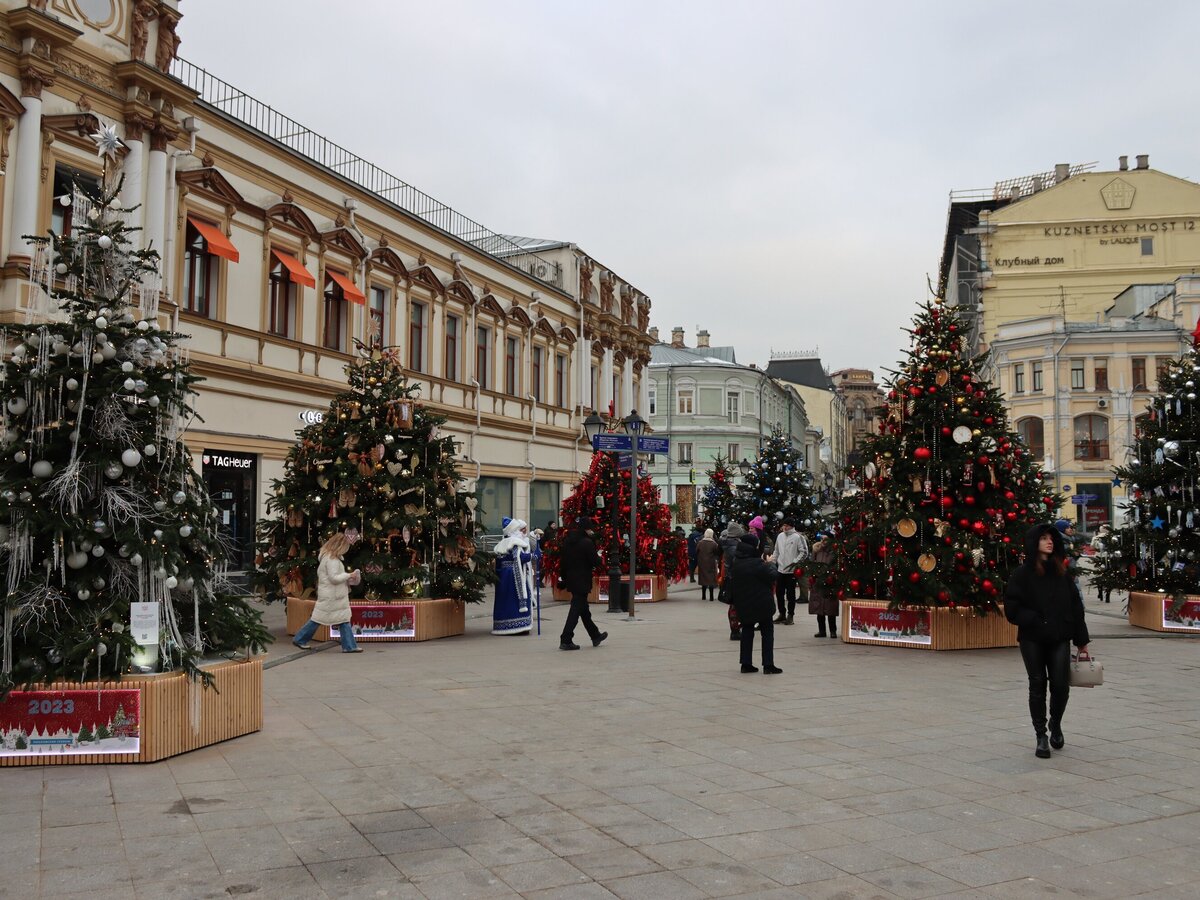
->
<box><xmin>731</xmin><ymin>534</ymin><xmax>782</xmax><ymax>674</ymax></box>
<box><xmin>718</xmin><ymin>523</ymin><xmax>746</xmax><ymax>639</ymax></box>
<box><xmin>558</xmin><ymin>519</ymin><xmax>608</xmax><ymax>650</ymax></box>
<box><xmin>687</xmin><ymin>525</ymin><xmax>702</xmax><ymax>582</ymax></box>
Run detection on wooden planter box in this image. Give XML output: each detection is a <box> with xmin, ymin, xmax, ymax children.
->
<box><xmin>1128</xmin><ymin>591</ymin><xmax>1200</xmax><ymax>633</ymax></box>
<box><xmin>551</xmin><ymin>575</ymin><xmax>669</xmax><ymax>604</ymax></box>
<box><xmin>286</xmin><ymin>596</ymin><xmax>465</xmax><ymax>642</ymax></box>
<box><xmin>840</xmin><ymin>599</ymin><xmax>1018</xmax><ymax>650</ymax></box>
<box><xmin>1</xmin><ymin>657</ymin><xmax>262</xmax><ymax>766</ymax></box>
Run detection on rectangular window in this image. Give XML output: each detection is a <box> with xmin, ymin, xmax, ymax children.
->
<box><xmin>1094</xmin><ymin>359</ymin><xmax>1108</xmax><ymax>391</ymax></box>
<box><xmin>476</xmin><ymin>326</ymin><xmax>490</xmax><ymax>390</ymax></box>
<box><xmin>322</xmin><ymin>275</ymin><xmax>348</xmax><ymax>351</ymax></box>
<box><xmin>368</xmin><ymin>286</ymin><xmax>387</xmax><ymax>349</ymax></box>
<box><xmin>728</xmin><ymin>443</ymin><xmax>739</xmax><ymax>463</ymax></box>
<box><xmin>531</xmin><ymin>346</ymin><xmax>543</xmax><ymax>402</ymax></box>
<box><xmin>182</xmin><ymin>220</ymin><xmax>218</xmax><ymax>318</ymax></box>
<box><xmin>554</xmin><ymin>353</ymin><xmax>566</xmax><ymax>407</ymax></box>
<box><xmin>529</xmin><ymin>481</ymin><xmax>561</xmax><ymax>533</ymax></box>
<box><xmin>444</xmin><ymin>314</ymin><xmax>459</xmax><ymax>381</ymax></box>
<box><xmin>1031</xmin><ymin>361</ymin><xmax>1044</xmax><ymax>392</ymax></box>
<box><xmin>50</xmin><ymin>165</ymin><xmax>101</xmax><ymax>237</ymax></box>
<box><xmin>727</xmin><ymin>392</ymin><xmax>740</xmax><ymax>424</ymax></box>
<box><xmin>1070</xmin><ymin>358</ymin><xmax>1085</xmax><ymax>390</ymax></box>
<box><xmin>267</xmin><ymin>257</ymin><xmax>297</xmax><ymax>340</ymax></box>
<box><xmin>505</xmin><ymin>336</ymin><xmax>519</xmax><ymax>395</ymax></box>
<box><xmin>1155</xmin><ymin>357</ymin><xmax>1170</xmax><ymax>389</ymax></box>
<box><xmin>409</xmin><ymin>302</ymin><xmax>425</xmax><ymax>372</ymax></box>
<box><xmin>677</xmin><ymin>442</ymin><xmax>693</xmax><ymax>464</ymax></box>
<box><xmin>677</xmin><ymin>388</ymin><xmax>694</xmax><ymax>415</ymax></box>
<box><xmin>1132</xmin><ymin>357</ymin><xmax>1146</xmax><ymax>391</ymax></box>
<box><xmin>1141</xmin><ymin>237</ymin><xmax>1154</xmax><ymax>256</ymax></box>
<box><xmin>647</xmin><ymin>387</ymin><xmax>657</xmax><ymax>416</ymax></box>
<box><xmin>475</xmin><ymin>476</ymin><xmax>513</xmax><ymax>534</ymax></box>
<box><xmin>1014</xmin><ymin>364</ymin><xmax>1025</xmax><ymax>394</ymax></box>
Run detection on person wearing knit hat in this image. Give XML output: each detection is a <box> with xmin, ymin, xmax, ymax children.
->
<box><xmin>695</xmin><ymin>527</ymin><xmax>721</xmax><ymax>601</ymax></box>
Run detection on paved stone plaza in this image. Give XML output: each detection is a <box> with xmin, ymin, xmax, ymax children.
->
<box><xmin>3</xmin><ymin>583</ymin><xmax>1198</xmax><ymax>899</ymax></box>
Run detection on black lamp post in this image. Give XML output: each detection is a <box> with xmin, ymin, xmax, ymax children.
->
<box><xmin>737</xmin><ymin>457</ymin><xmax>752</xmax><ymax>478</ymax></box>
<box><xmin>621</xmin><ymin>410</ymin><xmax>646</xmax><ymax>620</ymax></box>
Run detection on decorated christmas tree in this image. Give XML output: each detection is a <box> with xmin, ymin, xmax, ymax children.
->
<box><xmin>816</xmin><ymin>298</ymin><xmax>1059</xmax><ymax>613</ymax></box>
<box><xmin>1092</xmin><ymin>334</ymin><xmax>1200</xmax><ymax>604</ymax></box>
<box><xmin>736</xmin><ymin>428</ymin><xmax>824</xmax><ymax>536</ymax></box>
<box><xmin>699</xmin><ymin>453</ymin><xmax>739</xmax><ymax>532</ymax></box>
<box><xmin>254</xmin><ymin>347</ymin><xmax>493</xmax><ymax>604</ymax></box>
<box><xmin>0</xmin><ymin>131</ymin><xmax>268</xmax><ymax>694</ymax></box>
<box><xmin>541</xmin><ymin>446</ymin><xmax>688</xmax><ymax>587</ymax></box>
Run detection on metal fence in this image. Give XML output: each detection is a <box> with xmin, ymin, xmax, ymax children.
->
<box><xmin>170</xmin><ymin>58</ymin><xmax>563</xmax><ymax>290</ymax></box>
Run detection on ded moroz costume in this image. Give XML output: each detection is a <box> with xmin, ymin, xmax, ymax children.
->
<box><xmin>492</xmin><ymin>517</ymin><xmax>536</xmax><ymax>635</ymax></box>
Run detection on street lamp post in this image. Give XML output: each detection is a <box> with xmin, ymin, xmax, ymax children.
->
<box><xmin>621</xmin><ymin>410</ymin><xmax>646</xmax><ymax>622</ymax></box>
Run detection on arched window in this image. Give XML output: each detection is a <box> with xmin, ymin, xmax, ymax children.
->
<box><xmin>1074</xmin><ymin>415</ymin><xmax>1109</xmax><ymax>460</ymax></box>
<box><xmin>1017</xmin><ymin>417</ymin><xmax>1045</xmax><ymax>459</ymax></box>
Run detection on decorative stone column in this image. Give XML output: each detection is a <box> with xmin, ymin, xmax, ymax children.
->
<box><xmin>7</xmin><ymin>63</ymin><xmax>53</xmax><ymax>262</ymax></box>
<box><xmin>142</xmin><ymin>127</ymin><xmax>169</xmax><ymax>266</ymax></box>
<box><xmin>120</xmin><ymin>117</ymin><xmax>148</xmax><ymax>236</ymax></box>
<box><xmin>599</xmin><ymin>344</ymin><xmax>614</xmax><ymax>413</ymax></box>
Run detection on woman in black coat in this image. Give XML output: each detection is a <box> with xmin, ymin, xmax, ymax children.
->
<box><xmin>731</xmin><ymin>534</ymin><xmax>782</xmax><ymax>674</ymax></box>
<box><xmin>1004</xmin><ymin>523</ymin><xmax>1090</xmax><ymax>759</ymax></box>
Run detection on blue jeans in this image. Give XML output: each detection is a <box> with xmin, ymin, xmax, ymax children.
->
<box><xmin>294</xmin><ymin>619</ymin><xmax>359</xmax><ymax>651</ymax></box>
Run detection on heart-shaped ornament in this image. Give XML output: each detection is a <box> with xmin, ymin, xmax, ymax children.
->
<box><xmin>465</xmin><ymin>497</ymin><xmax>478</xmax><ymax>512</ymax></box>
<box><xmin>387</xmin><ymin>462</ymin><xmax>402</xmax><ymax>476</ymax></box>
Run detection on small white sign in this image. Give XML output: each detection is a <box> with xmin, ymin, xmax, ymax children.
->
<box><xmin>130</xmin><ymin>602</ymin><xmax>160</xmax><ymax>647</ymax></box>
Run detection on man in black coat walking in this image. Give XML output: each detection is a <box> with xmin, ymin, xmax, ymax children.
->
<box><xmin>558</xmin><ymin>519</ymin><xmax>608</xmax><ymax>651</ymax></box>
<box><xmin>731</xmin><ymin>534</ymin><xmax>782</xmax><ymax>674</ymax></box>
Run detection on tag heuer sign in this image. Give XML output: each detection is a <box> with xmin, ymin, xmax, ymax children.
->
<box><xmin>298</xmin><ymin>409</ymin><xmax>325</xmax><ymax>424</ymax></box>
<box><xmin>202</xmin><ymin>451</ymin><xmax>255</xmax><ymax>469</ymax></box>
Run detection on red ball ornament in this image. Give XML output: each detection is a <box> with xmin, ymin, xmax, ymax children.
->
<box><xmin>963</xmin><ymin>495</ymin><xmax>975</xmax><ymax>506</ymax></box>
<box><xmin>937</xmin><ymin>590</ymin><xmax>950</xmax><ymax>601</ymax></box>
<box><xmin>849</xmin><ymin>580</ymin><xmax>860</xmax><ymax>592</ymax></box>
<box><xmin>914</xmin><ymin>447</ymin><xmax>932</xmax><ymax>462</ymax></box>
<box><xmin>941</xmin><ymin>426</ymin><xmax>952</xmax><ymax>437</ymax></box>
<box><xmin>940</xmin><ymin>496</ymin><xmax>954</xmax><ymax>508</ymax></box>
<box><xmin>1005</xmin><ymin>511</ymin><xmax>1017</xmax><ymax>520</ymax></box>
<box><xmin>927</xmin><ymin>385</ymin><xmax>937</xmax><ymax>394</ymax></box>
<box><xmin>909</xmin><ymin>387</ymin><xmax>922</xmax><ymax>398</ymax></box>
<box><xmin>982</xmin><ymin>579</ymin><xmax>995</xmax><ymax>594</ymax></box>
<box><xmin>1004</xmin><ymin>490</ymin><xmax>1015</xmax><ymax>500</ymax></box>
<box><xmin>1043</xmin><ymin>497</ymin><xmax>1055</xmax><ymax>506</ymax></box>
<box><xmin>977</xmin><ymin>455</ymin><xmax>990</xmax><ymax>465</ymax></box>
<box><xmin>958</xmin><ymin>518</ymin><xmax>970</xmax><ymax>529</ymax></box>
<box><xmin>909</xmin><ymin>572</ymin><xmax>921</xmax><ymax>583</ymax></box>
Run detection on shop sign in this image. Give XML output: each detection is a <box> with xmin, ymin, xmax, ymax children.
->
<box><xmin>202</xmin><ymin>451</ymin><xmax>255</xmax><ymax>469</ymax></box>
<box><xmin>298</xmin><ymin>409</ymin><xmax>325</xmax><ymax>425</ymax></box>
<box><xmin>0</xmin><ymin>689</ymin><xmax>140</xmax><ymax>758</ymax></box>
<box><xmin>846</xmin><ymin>604</ymin><xmax>932</xmax><ymax>646</ymax></box>
<box><xmin>330</xmin><ymin>604</ymin><xmax>416</xmax><ymax>639</ymax></box>
<box><xmin>598</xmin><ymin>575</ymin><xmax>654</xmax><ymax>602</ymax></box>
<box><xmin>1163</xmin><ymin>597</ymin><xmax>1200</xmax><ymax>632</ymax></box>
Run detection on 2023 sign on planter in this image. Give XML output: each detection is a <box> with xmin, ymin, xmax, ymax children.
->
<box><xmin>0</xmin><ymin>689</ymin><xmax>140</xmax><ymax>758</ymax></box>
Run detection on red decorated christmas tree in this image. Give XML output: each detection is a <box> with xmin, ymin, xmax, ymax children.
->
<box><xmin>699</xmin><ymin>454</ymin><xmax>738</xmax><ymax>532</ymax></box>
<box><xmin>542</xmin><ymin>449</ymin><xmax>687</xmax><ymax>588</ymax></box>
<box><xmin>816</xmin><ymin>298</ymin><xmax>1059</xmax><ymax>613</ymax></box>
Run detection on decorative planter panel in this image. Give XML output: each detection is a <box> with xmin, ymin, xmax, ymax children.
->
<box><xmin>552</xmin><ymin>576</ymin><xmax>668</xmax><ymax>603</ymax></box>
<box><xmin>0</xmin><ymin>657</ymin><xmax>263</xmax><ymax>766</ymax></box>
<box><xmin>286</xmin><ymin>597</ymin><xmax>465</xmax><ymax>642</ymax></box>
<box><xmin>840</xmin><ymin>599</ymin><xmax>1017</xmax><ymax>650</ymax></box>
<box><xmin>1128</xmin><ymin>591</ymin><xmax>1200</xmax><ymax>633</ymax></box>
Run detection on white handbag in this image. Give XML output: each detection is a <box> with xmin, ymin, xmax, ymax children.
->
<box><xmin>1069</xmin><ymin>648</ymin><xmax>1103</xmax><ymax>688</ymax></box>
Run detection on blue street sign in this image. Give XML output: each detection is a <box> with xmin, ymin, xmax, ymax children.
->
<box><xmin>593</xmin><ymin>433</ymin><xmax>632</xmax><ymax>452</ymax></box>
<box><xmin>636</xmin><ymin>435</ymin><xmax>670</xmax><ymax>454</ymax></box>
<box><xmin>617</xmin><ymin>452</ymin><xmax>634</xmax><ymax>470</ymax></box>
<box><xmin>1070</xmin><ymin>494</ymin><xmax>1098</xmax><ymax>505</ymax></box>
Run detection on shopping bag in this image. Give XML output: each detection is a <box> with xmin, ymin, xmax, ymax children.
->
<box><xmin>1069</xmin><ymin>648</ymin><xmax>1103</xmax><ymax>687</ymax></box>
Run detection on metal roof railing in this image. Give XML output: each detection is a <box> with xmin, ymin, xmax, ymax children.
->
<box><xmin>170</xmin><ymin>58</ymin><xmax>563</xmax><ymax>290</ymax></box>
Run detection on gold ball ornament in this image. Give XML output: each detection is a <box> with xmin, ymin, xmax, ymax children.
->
<box><xmin>450</xmin><ymin>576</ymin><xmax>464</xmax><ymax>589</ymax></box>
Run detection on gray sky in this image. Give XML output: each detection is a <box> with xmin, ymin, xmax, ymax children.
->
<box><xmin>178</xmin><ymin>1</ymin><xmax>1200</xmax><ymax>379</ymax></box>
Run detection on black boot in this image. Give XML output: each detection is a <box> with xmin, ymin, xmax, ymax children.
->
<box><xmin>1049</xmin><ymin>721</ymin><xmax>1064</xmax><ymax>750</ymax></box>
<box><xmin>814</xmin><ymin>614</ymin><xmax>827</xmax><ymax>638</ymax></box>
<box><xmin>828</xmin><ymin>617</ymin><xmax>838</xmax><ymax>639</ymax></box>
<box><xmin>1035</xmin><ymin>734</ymin><xmax>1051</xmax><ymax>758</ymax></box>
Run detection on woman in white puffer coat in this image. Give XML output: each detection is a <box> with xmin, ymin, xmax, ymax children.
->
<box><xmin>293</xmin><ymin>532</ymin><xmax>363</xmax><ymax>652</ymax></box>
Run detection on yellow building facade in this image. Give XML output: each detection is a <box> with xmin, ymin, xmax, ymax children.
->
<box><xmin>944</xmin><ymin>159</ymin><xmax>1200</xmax><ymax>529</ymax></box>
<box><xmin>0</xmin><ymin>1</ymin><xmax>654</xmax><ymax>566</ymax></box>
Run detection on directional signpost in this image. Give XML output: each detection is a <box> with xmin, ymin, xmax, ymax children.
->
<box><xmin>636</xmin><ymin>436</ymin><xmax>670</xmax><ymax>455</ymax></box>
<box><xmin>1070</xmin><ymin>494</ymin><xmax>1098</xmax><ymax>505</ymax></box>
<box><xmin>593</xmin><ymin>434</ymin><xmax>632</xmax><ymax>453</ymax></box>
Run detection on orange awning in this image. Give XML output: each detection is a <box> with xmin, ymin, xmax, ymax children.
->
<box><xmin>188</xmin><ymin>216</ymin><xmax>240</xmax><ymax>262</ymax></box>
<box><xmin>272</xmin><ymin>249</ymin><xmax>316</xmax><ymax>288</ymax></box>
<box><xmin>327</xmin><ymin>269</ymin><xmax>366</xmax><ymax>305</ymax></box>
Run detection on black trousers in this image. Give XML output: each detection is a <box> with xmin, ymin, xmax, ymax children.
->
<box><xmin>775</xmin><ymin>573</ymin><xmax>797</xmax><ymax>617</ymax></box>
<box><xmin>561</xmin><ymin>591</ymin><xmax>601</xmax><ymax>643</ymax></box>
<box><xmin>1019</xmin><ymin>639</ymin><xmax>1071</xmax><ymax>734</ymax></box>
<box><xmin>740</xmin><ymin>614</ymin><xmax>774</xmax><ymax>667</ymax></box>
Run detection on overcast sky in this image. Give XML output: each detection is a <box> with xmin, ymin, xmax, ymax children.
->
<box><xmin>178</xmin><ymin>1</ymin><xmax>1200</xmax><ymax>378</ymax></box>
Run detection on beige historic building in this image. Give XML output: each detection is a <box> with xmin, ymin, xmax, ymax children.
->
<box><xmin>941</xmin><ymin>158</ymin><xmax>1200</xmax><ymax>529</ymax></box>
<box><xmin>0</xmin><ymin>1</ymin><xmax>655</xmax><ymax>564</ymax></box>
<box><xmin>764</xmin><ymin>351</ymin><xmax>847</xmax><ymax>492</ymax></box>
<box><xmin>829</xmin><ymin>368</ymin><xmax>884</xmax><ymax>467</ymax></box>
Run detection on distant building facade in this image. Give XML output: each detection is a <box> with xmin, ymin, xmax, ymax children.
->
<box><xmin>645</xmin><ymin>329</ymin><xmax>809</xmax><ymax>526</ymax></box>
<box><xmin>764</xmin><ymin>351</ymin><xmax>846</xmax><ymax>493</ymax></box>
<box><xmin>830</xmin><ymin>368</ymin><xmax>885</xmax><ymax>467</ymax></box>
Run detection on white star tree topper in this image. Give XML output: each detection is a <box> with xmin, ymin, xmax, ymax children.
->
<box><xmin>90</xmin><ymin>121</ymin><xmax>124</xmax><ymax>160</ymax></box>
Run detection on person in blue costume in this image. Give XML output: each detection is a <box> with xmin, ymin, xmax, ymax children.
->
<box><xmin>492</xmin><ymin>517</ymin><xmax>537</xmax><ymax>635</ymax></box>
